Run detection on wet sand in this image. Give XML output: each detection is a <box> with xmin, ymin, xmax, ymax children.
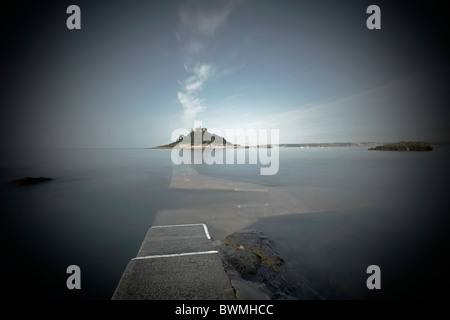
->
<box><xmin>155</xmin><ymin>164</ymin><xmax>368</xmax><ymax>239</ymax></box>
<box><xmin>156</xmin><ymin>165</ymin><xmax>312</xmax><ymax>239</ymax></box>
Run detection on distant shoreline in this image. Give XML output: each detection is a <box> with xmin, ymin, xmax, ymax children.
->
<box><xmin>150</xmin><ymin>142</ymin><xmax>380</xmax><ymax>149</ymax></box>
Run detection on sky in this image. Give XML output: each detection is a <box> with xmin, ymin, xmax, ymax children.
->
<box><xmin>1</xmin><ymin>0</ymin><xmax>449</xmax><ymax>148</ymax></box>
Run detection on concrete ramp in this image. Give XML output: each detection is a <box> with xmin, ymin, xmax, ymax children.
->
<box><xmin>112</xmin><ymin>224</ymin><xmax>236</xmax><ymax>300</ymax></box>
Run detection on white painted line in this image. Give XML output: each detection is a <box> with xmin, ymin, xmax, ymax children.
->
<box><xmin>234</xmin><ymin>188</ymin><xmax>268</xmax><ymax>192</ymax></box>
<box><xmin>132</xmin><ymin>250</ymin><xmax>218</xmax><ymax>260</ymax></box>
<box><xmin>151</xmin><ymin>223</ymin><xmax>212</xmax><ymax>240</ymax></box>
<box><xmin>151</xmin><ymin>223</ymin><xmax>204</xmax><ymax>228</ymax></box>
<box><xmin>202</xmin><ymin>224</ymin><xmax>211</xmax><ymax>240</ymax></box>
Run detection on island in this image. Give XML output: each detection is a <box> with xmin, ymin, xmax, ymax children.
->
<box><xmin>152</xmin><ymin>126</ymin><xmax>271</xmax><ymax>149</ymax></box>
<box><xmin>368</xmin><ymin>141</ymin><xmax>433</xmax><ymax>151</ymax></box>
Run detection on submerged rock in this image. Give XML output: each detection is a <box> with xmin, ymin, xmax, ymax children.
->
<box><xmin>11</xmin><ymin>177</ymin><xmax>52</xmax><ymax>186</ymax></box>
<box><xmin>216</xmin><ymin>229</ymin><xmax>321</xmax><ymax>300</ymax></box>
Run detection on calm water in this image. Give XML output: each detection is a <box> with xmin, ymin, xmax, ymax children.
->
<box><xmin>1</xmin><ymin>147</ymin><xmax>449</xmax><ymax>299</ymax></box>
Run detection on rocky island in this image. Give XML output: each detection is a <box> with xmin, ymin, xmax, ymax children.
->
<box><xmin>368</xmin><ymin>141</ymin><xmax>433</xmax><ymax>151</ymax></box>
<box><xmin>152</xmin><ymin>126</ymin><xmax>271</xmax><ymax>149</ymax></box>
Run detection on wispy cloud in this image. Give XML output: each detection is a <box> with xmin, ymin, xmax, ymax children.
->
<box><xmin>178</xmin><ymin>1</ymin><xmax>234</xmax><ymax>38</ymax></box>
<box><xmin>176</xmin><ymin>0</ymin><xmax>241</xmax><ymax>124</ymax></box>
<box><xmin>177</xmin><ymin>62</ymin><xmax>216</xmax><ymax>119</ymax></box>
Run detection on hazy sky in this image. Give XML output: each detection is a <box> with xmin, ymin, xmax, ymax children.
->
<box><xmin>1</xmin><ymin>0</ymin><xmax>449</xmax><ymax>148</ymax></box>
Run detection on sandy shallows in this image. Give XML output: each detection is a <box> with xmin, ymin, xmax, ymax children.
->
<box><xmin>153</xmin><ymin>165</ymin><xmax>311</xmax><ymax>240</ymax></box>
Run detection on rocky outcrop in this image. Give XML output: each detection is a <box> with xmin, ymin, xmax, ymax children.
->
<box><xmin>11</xmin><ymin>177</ymin><xmax>52</xmax><ymax>186</ymax></box>
<box><xmin>215</xmin><ymin>229</ymin><xmax>321</xmax><ymax>300</ymax></box>
<box><xmin>369</xmin><ymin>141</ymin><xmax>432</xmax><ymax>151</ymax></box>
<box><xmin>152</xmin><ymin>126</ymin><xmax>272</xmax><ymax>149</ymax></box>
<box><xmin>153</xmin><ymin>127</ymin><xmax>234</xmax><ymax>149</ymax></box>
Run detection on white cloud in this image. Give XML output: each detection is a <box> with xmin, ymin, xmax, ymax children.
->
<box><xmin>177</xmin><ymin>91</ymin><xmax>206</xmax><ymax>113</ymax></box>
<box><xmin>184</xmin><ymin>79</ymin><xmax>202</xmax><ymax>92</ymax></box>
<box><xmin>178</xmin><ymin>1</ymin><xmax>235</xmax><ymax>37</ymax></box>
<box><xmin>192</xmin><ymin>63</ymin><xmax>215</xmax><ymax>81</ymax></box>
<box><xmin>176</xmin><ymin>1</ymin><xmax>242</xmax><ymax>125</ymax></box>
<box><xmin>177</xmin><ymin>63</ymin><xmax>216</xmax><ymax>118</ymax></box>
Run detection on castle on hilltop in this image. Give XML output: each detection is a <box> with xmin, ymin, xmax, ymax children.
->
<box><xmin>191</xmin><ymin>125</ymin><xmax>207</xmax><ymax>133</ymax></box>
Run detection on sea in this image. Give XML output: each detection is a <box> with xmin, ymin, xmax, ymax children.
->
<box><xmin>1</xmin><ymin>146</ymin><xmax>449</xmax><ymax>299</ymax></box>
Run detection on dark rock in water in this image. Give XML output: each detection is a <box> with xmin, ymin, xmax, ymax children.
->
<box><xmin>11</xmin><ymin>177</ymin><xmax>52</xmax><ymax>186</ymax></box>
<box><xmin>216</xmin><ymin>229</ymin><xmax>321</xmax><ymax>300</ymax></box>
<box><xmin>368</xmin><ymin>141</ymin><xmax>432</xmax><ymax>151</ymax></box>
<box><xmin>220</xmin><ymin>245</ymin><xmax>261</xmax><ymax>276</ymax></box>
<box><xmin>223</xmin><ymin>229</ymin><xmax>284</xmax><ymax>273</ymax></box>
